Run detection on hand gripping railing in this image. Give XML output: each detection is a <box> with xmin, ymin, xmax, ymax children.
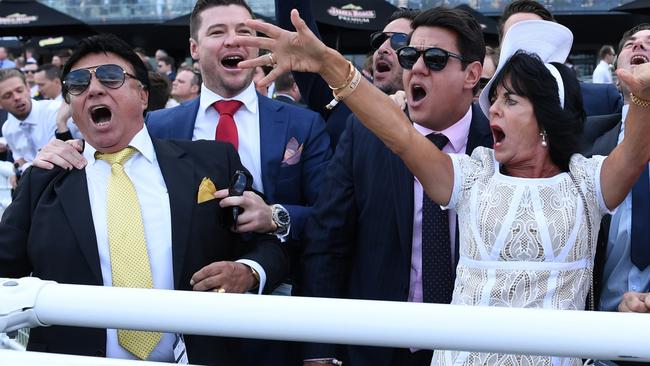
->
<box><xmin>2</xmin><ymin>277</ymin><xmax>650</xmax><ymax>363</ymax></box>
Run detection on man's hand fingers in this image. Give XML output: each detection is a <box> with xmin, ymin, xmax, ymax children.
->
<box><xmin>190</xmin><ymin>261</ymin><xmax>227</xmax><ymax>288</ymax></box>
<box><xmin>619</xmin><ymin>292</ymin><xmax>650</xmax><ymax>312</ymax></box>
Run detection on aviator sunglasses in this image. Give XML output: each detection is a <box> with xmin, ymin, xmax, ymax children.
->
<box><xmin>396</xmin><ymin>46</ymin><xmax>467</xmax><ymax>71</ymax></box>
<box><xmin>370</xmin><ymin>31</ymin><xmax>409</xmax><ymax>51</ymax></box>
<box><xmin>63</xmin><ymin>64</ymin><xmax>138</xmax><ymax>96</ymax></box>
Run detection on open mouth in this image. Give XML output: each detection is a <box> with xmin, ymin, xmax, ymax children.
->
<box><xmin>90</xmin><ymin>105</ymin><xmax>112</xmax><ymax>125</ymax></box>
<box><xmin>491</xmin><ymin>125</ymin><xmax>505</xmax><ymax>146</ymax></box>
<box><xmin>631</xmin><ymin>54</ymin><xmax>649</xmax><ymax>65</ymax></box>
<box><xmin>411</xmin><ymin>84</ymin><xmax>427</xmax><ymax>102</ymax></box>
<box><xmin>221</xmin><ymin>55</ymin><xmax>244</xmax><ymax>69</ymax></box>
<box><xmin>375</xmin><ymin>60</ymin><xmax>391</xmax><ymax>73</ymax></box>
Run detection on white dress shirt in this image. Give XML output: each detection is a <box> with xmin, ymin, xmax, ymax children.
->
<box><xmin>592</xmin><ymin>60</ymin><xmax>613</xmax><ymax>84</ymax></box>
<box><xmin>84</xmin><ymin>126</ymin><xmax>175</xmax><ymax>362</ymax></box>
<box><xmin>194</xmin><ymin>82</ymin><xmax>264</xmax><ymax>192</ymax></box>
<box><xmin>2</xmin><ymin>99</ymin><xmax>60</xmax><ymax>166</ymax></box>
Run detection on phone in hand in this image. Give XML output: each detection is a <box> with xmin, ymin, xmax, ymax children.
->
<box><xmin>229</xmin><ymin>170</ymin><xmax>248</xmax><ymax>231</ymax></box>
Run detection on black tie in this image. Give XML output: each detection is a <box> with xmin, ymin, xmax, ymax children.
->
<box><xmin>631</xmin><ymin>165</ymin><xmax>650</xmax><ymax>270</ymax></box>
<box><xmin>421</xmin><ymin>133</ymin><xmax>454</xmax><ymax>304</ymax></box>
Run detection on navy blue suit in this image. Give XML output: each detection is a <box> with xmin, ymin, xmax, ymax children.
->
<box><xmin>146</xmin><ymin>95</ymin><xmax>331</xmax><ymax>246</ymax></box>
<box><xmin>301</xmin><ymin>104</ymin><xmax>493</xmax><ymax>366</ymax></box>
<box><xmin>580</xmin><ymin>82</ymin><xmax>623</xmax><ymax>116</ymax></box>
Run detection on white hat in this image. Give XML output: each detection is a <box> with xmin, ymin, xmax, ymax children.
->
<box><xmin>478</xmin><ymin>20</ymin><xmax>574</xmax><ymax>118</ymax></box>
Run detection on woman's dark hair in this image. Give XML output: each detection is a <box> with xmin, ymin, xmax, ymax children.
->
<box><xmin>488</xmin><ymin>51</ymin><xmax>585</xmax><ymax>172</ymax></box>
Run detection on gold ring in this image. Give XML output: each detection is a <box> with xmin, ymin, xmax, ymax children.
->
<box><xmin>267</xmin><ymin>53</ymin><xmax>276</xmax><ymax>66</ymax></box>
<box><xmin>214</xmin><ymin>288</ymin><xmax>226</xmax><ymax>293</ymax></box>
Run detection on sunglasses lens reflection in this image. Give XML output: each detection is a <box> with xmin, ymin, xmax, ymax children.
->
<box><xmin>65</xmin><ymin>64</ymin><xmax>127</xmax><ymax>95</ymax></box>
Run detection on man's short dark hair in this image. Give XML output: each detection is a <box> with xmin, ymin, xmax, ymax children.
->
<box><xmin>190</xmin><ymin>0</ymin><xmax>255</xmax><ymax>40</ymax></box>
<box><xmin>410</xmin><ymin>7</ymin><xmax>486</xmax><ymax>68</ymax></box>
<box><xmin>498</xmin><ymin>0</ymin><xmax>554</xmax><ymax>40</ymax></box>
<box><xmin>386</xmin><ymin>8</ymin><xmax>420</xmax><ymax>24</ymax></box>
<box><xmin>618</xmin><ymin>23</ymin><xmax>650</xmax><ymax>54</ymax></box>
<box><xmin>147</xmin><ymin>71</ymin><xmax>170</xmax><ymax>111</ymax></box>
<box><xmin>274</xmin><ymin>72</ymin><xmax>295</xmax><ymax>92</ymax></box>
<box><xmin>598</xmin><ymin>45</ymin><xmax>615</xmax><ymax>59</ymax></box>
<box><xmin>62</xmin><ymin>34</ymin><xmax>150</xmax><ymax>101</ymax></box>
<box><xmin>159</xmin><ymin>55</ymin><xmax>175</xmax><ymax>70</ymax></box>
<box><xmin>36</xmin><ymin>63</ymin><xmax>61</xmax><ymax>81</ymax></box>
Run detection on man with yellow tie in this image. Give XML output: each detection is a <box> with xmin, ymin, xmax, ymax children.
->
<box><xmin>0</xmin><ymin>34</ymin><xmax>288</xmax><ymax>365</ymax></box>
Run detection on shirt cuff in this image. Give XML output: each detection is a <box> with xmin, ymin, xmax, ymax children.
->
<box><xmin>236</xmin><ymin>259</ymin><xmax>266</xmax><ymax>294</ymax></box>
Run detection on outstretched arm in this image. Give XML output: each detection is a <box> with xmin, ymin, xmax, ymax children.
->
<box><xmin>235</xmin><ymin>10</ymin><xmax>454</xmax><ymax>205</ymax></box>
<box><xmin>601</xmin><ymin>65</ymin><xmax>650</xmax><ymax>210</ymax></box>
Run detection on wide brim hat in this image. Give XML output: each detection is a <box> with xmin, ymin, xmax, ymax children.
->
<box><xmin>478</xmin><ymin>20</ymin><xmax>574</xmax><ymax>118</ymax></box>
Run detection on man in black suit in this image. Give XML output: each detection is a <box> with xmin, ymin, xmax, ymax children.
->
<box><xmin>272</xmin><ymin>71</ymin><xmax>304</xmax><ymax>107</ymax></box>
<box><xmin>0</xmin><ymin>34</ymin><xmax>287</xmax><ymax>365</ymax></box>
<box><xmin>301</xmin><ymin>8</ymin><xmax>492</xmax><ymax>366</ymax></box>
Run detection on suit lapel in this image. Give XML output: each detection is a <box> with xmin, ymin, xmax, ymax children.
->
<box><xmin>179</xmin><ymin>98</ymin><xmax>201</xmax><ymax>140</ymax></box>
<box><xmin>258</xmin><ymin>96</ymin><xmax>288</xmax><ymax>198</ymax></box>
<box><xmin>592</xmin><ymin>121</ymin><xmax>622</xmax><ymax>156</ymax></box>
<box><xmin>388</xmin><ymin>148</ymin><xmax>415</xmax><ymax>263</ymax></box>
<box><xmin>153</xmin><ymin>139</ymin><xmax>194</xmax><ymax>289</ymax></box>
<box><xmin>54</xmin><ymin>169</ymin><xmax>103</xmax><ymax>284</ymax></box>
<box><xmin>466</xmin><ymin>103</ymin><xmax>493</xmax><ymax>153</ymax></box>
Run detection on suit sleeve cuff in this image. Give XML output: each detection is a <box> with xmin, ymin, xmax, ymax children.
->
<box><xmin>237</xmin><ymin>259</ymin><xmax>266</xmax><ymax>294</ymax></box>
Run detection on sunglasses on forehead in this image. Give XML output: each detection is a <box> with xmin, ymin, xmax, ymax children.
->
<box><xmin>396</xmin><ymin>46</ymin><xmax>467</xmax><ymax>71</ymax></box>
<box><xmin>370</xmin><ymin>31</ymin><xmax>409</xmax><ymax>51</ymax></box>
<box><xmin>63</xmin><ymin>64</ymin><xmax>138</xmax><ymax>96</ymax></box>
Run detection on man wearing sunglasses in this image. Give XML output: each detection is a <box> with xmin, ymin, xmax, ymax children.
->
<box><xmin>0</xmin><ymin>33</ymin><xmax>288</xmax><ymax>364</ymax></box>
<box><xmin>301</xmin><ymin>7</ymin><xmax>492</xmax><ymax>366</ymax></box>
<box><xmin>276</xmin><ymin>0</ymin><xmax>418</xmax><ymax>149</ymax></box>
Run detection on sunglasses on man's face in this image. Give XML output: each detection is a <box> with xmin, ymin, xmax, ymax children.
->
<box><xmin>63</xmin><ymin>64</ymin><xmax>138</xmax><ymax>96</ymax></box>
<box><xmin>370</xmin><ymin>31</ymin><xmax>409</xmax><ymax>51</ymax></box>
<box><xmin>396</xmin><ymin>46</ymin><xmax>466</xmax><ymax>71</ymax></box>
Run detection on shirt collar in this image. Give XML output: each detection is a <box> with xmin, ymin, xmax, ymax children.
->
<box><xmin>412</xmin><ymin>106</ymin><xmax>473</xmax><ymax>153</ymax></box>
<box><xmin>199</xmin><ymin>82</ymin><xmax>258</xmax><ymax>115</ymax></box>
<box><xmin>83</xmin><ymin>124</ymin><xmax>156</xmax><ymax>166</ymax></box>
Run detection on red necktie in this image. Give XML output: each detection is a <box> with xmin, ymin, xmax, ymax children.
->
<box><xmin>214</xmin><ymin>100</ymin><xmax>243</xmax><ymax>150</ymax></box>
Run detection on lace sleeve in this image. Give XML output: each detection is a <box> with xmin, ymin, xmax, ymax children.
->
<box><xmin>569</xmin><ymin>154</ymin><xmax>615</xmax><ymax>217</ymax></box>
<box><xmin>443</xmin><ymin>147</ymin><xmax>493</xmax><ymax>211</ymax></box>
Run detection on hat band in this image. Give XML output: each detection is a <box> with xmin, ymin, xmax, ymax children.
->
<box><xmin>544</xmin><ymin>63</ymin><xmax>565</xmax><ymax>109</ymax></box>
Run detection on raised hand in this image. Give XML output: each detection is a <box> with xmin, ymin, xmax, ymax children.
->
<box><xmin>617</xmin><ymin>61</ymin><xmax>650</xmax><ymax>100</ymax></box>
<box><xmin>234</xmin><ymin>9</ymin><xmax>330</xmax><ymax>87</ymax></box>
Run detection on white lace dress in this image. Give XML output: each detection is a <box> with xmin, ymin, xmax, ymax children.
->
<box><xmin>430</xmin><ymin>147</ymin><xmax>611</xmax><ymax>366</ymax></box>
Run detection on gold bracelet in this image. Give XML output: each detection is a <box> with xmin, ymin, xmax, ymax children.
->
<box><xmin>332</xmin><ymin>67</ymin><xmax>362</xmax><ymax>102</ymax></box>
<box><xmin>630</xmin><ymin>93</ymin><xmax>650</xmax><ymax>108</ymax></box>
<box><xmin>327</xmin><ymin>60</ymin><xmax>355</xmax><ymax>90</ymax></box>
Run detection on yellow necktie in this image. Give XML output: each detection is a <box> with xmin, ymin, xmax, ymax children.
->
<box><xmin>96</xmin><ymin>147</ymin><xmax>161</xmax><ymax>360</ymax></box>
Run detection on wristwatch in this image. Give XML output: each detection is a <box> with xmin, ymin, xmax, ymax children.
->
<box><xmin>271</xmin><ymin>204</ymin><xmax>291</xmax><ymax>237</ymax></box>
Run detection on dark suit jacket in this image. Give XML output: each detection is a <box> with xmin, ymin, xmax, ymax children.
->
<box><xmin>0</xmin><ymin>138</ymin><xmax>288</xmax><ymax>365</ymax></box>
<box><xmin>581</xmin><ymin>113</ymin><xmax>622</xmax><ymax>307</ymax></box>
<box><xmin>276</xmin><ymin>0</ymin><xmax>352</xmax><ymax>150</ymax></box>
<box><xmin>301</xmin><ymin>104</ymin><xmax>493</xmax><ymax>365</ymax></box>
<box><xmin>145</xmin><ymin>95</ymin><xmax>331</xmax><ymax>247</ymax></box>
<box><xmin>580</xmin><ymin>82</ymin><xmax>623</xmax><ymax>117</ymax></box>
<box><xmin>273</xmin><ymin>94</ymin><xmax>305</xmax><ymax>108</ymax></box>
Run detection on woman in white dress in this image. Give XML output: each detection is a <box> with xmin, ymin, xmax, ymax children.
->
<box><xmin>233</xmin><ymin>9</ymin><xmax>650</xmax><ymax>366</ymax></box>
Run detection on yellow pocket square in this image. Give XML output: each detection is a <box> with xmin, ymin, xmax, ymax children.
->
<box><xmin>197</xmin><ymin>177</ymin><xmax>217</xmax><ymax>203</ymax></box>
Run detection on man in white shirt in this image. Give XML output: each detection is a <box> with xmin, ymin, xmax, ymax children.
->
<box><xmin>592</xmin><ymin>45</ymin><xmax>615</xmax><ymax>84</ymax></box>
<box><xmin>0</xmin><ymin>68</ymin><xmax>74</xmax><ymax>182</ymax></box>
<box><xmin>0</xmin><ymin>33</ymin><xmax>287</xmax><ymax>365</ymax></box>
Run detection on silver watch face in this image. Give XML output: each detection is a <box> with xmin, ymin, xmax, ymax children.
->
<box><xmin>274</xmin><ymin>206</ymin><xmax>290</xmax><ymax>227</ymax></box>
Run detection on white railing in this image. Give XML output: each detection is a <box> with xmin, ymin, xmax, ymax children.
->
<box><xmin>2</xmin><ymin>277</ymin><xmax>650</xmax><ymax>364</ymax></box>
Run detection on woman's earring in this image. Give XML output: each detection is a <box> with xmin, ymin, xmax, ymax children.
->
<box><xmin>540</xmin><ymin>130</ymin><xmax>548</xmax><ymax>148</ymax></box>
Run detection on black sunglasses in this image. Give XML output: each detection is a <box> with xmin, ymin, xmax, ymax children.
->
<box><xmin>370</xmin><ymin>31</ymin><xmax>409</xmax><ymax>51</ymax></box>
<box><xmin>396</xmin><ymin>46</ymin><xmax>467</xmax><ymax>71</ymax></box>
<box><xmin>63</xmin><ymin>64</ymin><xmax>138</xmax><ymax>96</ymax></box>
<box><xmin>22</xmin><ymin>69</ymin><xmax>36</xmax><ymax>74</ymax></box>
